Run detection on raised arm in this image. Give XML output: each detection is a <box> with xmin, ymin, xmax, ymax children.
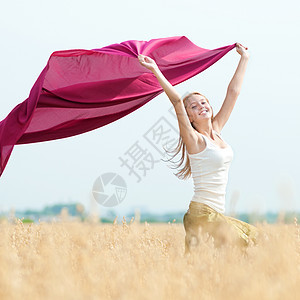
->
<box><xmin>213</xmin><ymin>43</ymin><xmax>250</xmax><ymax>133</ymax></box>
<box><xmin>138</xmin><ymin>54</ymin><xmax>198</xmax><ymax>144</ymax></box>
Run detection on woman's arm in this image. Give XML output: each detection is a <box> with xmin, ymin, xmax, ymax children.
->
<box><xmin>213</xmin><ymin>43</ymin><xmax>250</xmax><ymax>133</ymax></box>
<box><xmin>138</xmin><ymin>55</ymin><xmax>181</xmax><ymax>105</ymax></box>
<box><xmin>138</xmin><ymin>55</ymin><xmax>198</xmax><ymax>144</ymax></box>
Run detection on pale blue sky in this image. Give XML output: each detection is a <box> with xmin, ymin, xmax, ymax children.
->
<box><xmin>0</xmin><ymin>0</ymin><xmax>299</xmax><ymax>216</ymax></box>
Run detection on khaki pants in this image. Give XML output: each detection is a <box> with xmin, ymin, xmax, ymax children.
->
<box><xmin>183</xmin><ymin>202</ymin><xmax>259</xmax><ymax>254</ymax></box>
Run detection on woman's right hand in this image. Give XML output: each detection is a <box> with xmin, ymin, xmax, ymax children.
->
<box><xmin>138</xmin><ymin>54</ymin><xmax>158</xmax><ymax>72</ymax></box>
<box><xmin>236</xmin><ymin>43</ymin><xmax>249</xmax><ymax>59</ymax></box>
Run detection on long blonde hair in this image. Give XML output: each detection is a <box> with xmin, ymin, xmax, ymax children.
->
<box><xmin>162</xmin><ymin>92</ymin><xmax>214</xmax><ymax>180</ymax></box>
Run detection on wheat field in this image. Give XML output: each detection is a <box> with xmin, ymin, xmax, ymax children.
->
<box><xmin>0</xmin><ymin>218</ymin><xmax>299</xmax><ymax>300</ymax></box>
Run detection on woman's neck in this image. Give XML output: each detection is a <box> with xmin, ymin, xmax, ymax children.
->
<box><xmin>193</xmin><ymin>120</ymin><xmax>214</xmax><ymax>138</ymax></box>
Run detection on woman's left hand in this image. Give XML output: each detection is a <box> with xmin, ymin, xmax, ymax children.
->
<box><xmin>236</xmin><ymin>43</ymin><xmax>249</xmax><ymax>58</ymax></box>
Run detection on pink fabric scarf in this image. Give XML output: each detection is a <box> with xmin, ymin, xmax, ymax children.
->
<box><xmin>0</xmin><ymin>36</ymin><xmax>236</xmax><ymax>176</ymax></box>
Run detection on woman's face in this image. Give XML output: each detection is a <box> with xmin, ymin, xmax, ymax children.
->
<box><xmin>185</xmin><ymin>94</ymin><xmax>213</xmax><ymax>123</ymax></box>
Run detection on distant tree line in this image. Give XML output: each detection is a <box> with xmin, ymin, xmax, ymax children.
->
<box><xmin>1</xmin><ymin>202</ymin><xmax>298</xmax><ymax>224</ymax></box>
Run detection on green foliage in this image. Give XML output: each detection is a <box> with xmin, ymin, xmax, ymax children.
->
<box><xmin>22</xmin><ymin>218</ymin><xmax>34</xmax><ymax>223</ymax></box>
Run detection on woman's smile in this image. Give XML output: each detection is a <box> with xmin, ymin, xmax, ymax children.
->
<box><xmin>199</xmin><ymin>109</ymin><xmax>209</xmax><ymax>115</ymax></box>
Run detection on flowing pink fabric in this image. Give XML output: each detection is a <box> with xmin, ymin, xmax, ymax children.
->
<box><xmin>0</xmin><ymin>36</ymin><xmax>236</xmax><ymax>176</ymax></box>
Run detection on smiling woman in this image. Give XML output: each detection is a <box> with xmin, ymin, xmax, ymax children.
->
<box><xmin>184</xmin><ymin>92</ymin><xmax>214</xmax><ymax>126</ymax></box>
<box><xmin>138</xmin><ymin>43</ymin><xmax>259</xmax><ymax>254</ymax></box>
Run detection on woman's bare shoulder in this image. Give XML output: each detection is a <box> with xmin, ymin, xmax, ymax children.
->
<box><xmin>185</xmin><ymin>130</ymin><xmax>206</xmax><ymax>155</ymax></box>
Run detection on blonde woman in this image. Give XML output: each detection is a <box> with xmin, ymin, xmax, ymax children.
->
<box><xmin>138</xmin><ymin>43</ymin><xmax>259</xmax><ymax>254</ymax></box>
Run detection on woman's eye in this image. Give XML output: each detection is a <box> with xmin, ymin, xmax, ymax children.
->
<box><xmin>192</xmin><ymin>106</ymin><xmax>196</xmax><ymax>109</ymax></box>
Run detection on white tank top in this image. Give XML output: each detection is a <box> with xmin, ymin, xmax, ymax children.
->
<box><xmin>187</xmin><ymin>130</ymin><xmax>234</xmax><ymax>214</ymax></box>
